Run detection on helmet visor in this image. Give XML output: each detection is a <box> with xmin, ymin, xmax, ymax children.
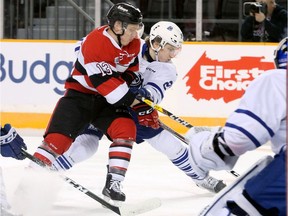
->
<box><xmin>167</xmin><ymin>45</ymin><xmax>182</xmax><ymax>58</ymax></box>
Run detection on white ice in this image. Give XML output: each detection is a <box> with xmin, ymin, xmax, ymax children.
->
<box><xmin>0</xmin><ymin>129</ymin><xmax>273</xmax><ymax>216</ymax></box>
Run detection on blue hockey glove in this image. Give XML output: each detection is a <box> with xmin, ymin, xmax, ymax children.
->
<box><xmin>0</xmin><ymin>124</ymin><xmax>27</xmax><ymax>160</ymax></box>
<box><xmin>130</xmin><ymin>87</ymin><xmax>153</xmax><ymax>101</ymax></box>
<box><xmin>137</xmin><ymin>88</ymin><xmax>152</xmax><ymax>100</ymax></box>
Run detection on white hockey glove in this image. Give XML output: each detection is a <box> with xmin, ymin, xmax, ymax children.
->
<box><xmin>186</xmin><ymin>128</ymin><xmax>239</xmax><ymax>176</ymax></box>
<box><xmin>186</xmin><ymin>126</ymin><xmax>222</xmax><ymax>135</ymax></box>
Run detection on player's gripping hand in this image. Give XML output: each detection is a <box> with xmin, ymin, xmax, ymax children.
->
<box><xmin>132</xmin><ymin>102</ymin><xmax>160</xmax><ymax>129</ymax></box>
<box><xmin>0</xmin><ymin>124</ymin><xmax>27</xmax><ymax>160</ymax></box>
<box><xmin>130</xmin><ymin>86</ymin><xmax>154</xmax><ymax>101</ymax></box>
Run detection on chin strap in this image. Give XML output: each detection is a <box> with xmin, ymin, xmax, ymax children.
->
<box><xmin>111</xmin><ymin>28</ymin><xmax>123</xmax><ymax>47</ymax></box>
<box><xmin>155</xmin><ymin>51</ymin><xmax>159</xmax><ymax>61</ymax></box>
<box><xmin>116</xmin><ymin>34</ymin><xmax>122</xmax><ymax>47</ymax></box>
<box><xmin>111</xmin><ymin>22</ymin><xmax>126</xmax><ymax>47</ymax></box>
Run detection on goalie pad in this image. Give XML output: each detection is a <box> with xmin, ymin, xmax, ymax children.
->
<box><xmin>199</xmin><ymin>155</ymin><xmax>273</xmax><ymax>216</ymax></box>
<box><xmin>0</xmin><ymin>124</ymin><xmax>27</xmax><ymax>160</ymax></box>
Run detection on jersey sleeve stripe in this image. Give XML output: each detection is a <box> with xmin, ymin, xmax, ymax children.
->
<box><xmin>146</xmin><ymin>82</ymin><xmax>164</xmax><ymax>100</ymax></box>
<box><xmin>235</xmin><ymin>109</ymin><xmax>274</xmax><ymax>137</ymax></box>
<box><xmin>225</xmin><ymin>122</ymin><xmax>261</xmax><ymax>148</ymax></box>
<box><xmin>104</xmin><ymin>82</ymin><xmax>130</xmax><ymax>104</ymax></box>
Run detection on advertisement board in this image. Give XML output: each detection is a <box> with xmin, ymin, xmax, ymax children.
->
<box><xmin>0</xmin><ymin>40</ymin><xmax>277</xmax><ymax>131</ymax></box>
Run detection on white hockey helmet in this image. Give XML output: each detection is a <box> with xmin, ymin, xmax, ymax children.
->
<box><xmin>149</xmin><ymin>21</ymin><xmax>183</xmax><ymax>52</ymax></box>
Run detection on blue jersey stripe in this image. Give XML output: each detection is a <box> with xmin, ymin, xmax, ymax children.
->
<box><xmin>75</xmin><ymin>46</ymin><xmax>80</xmax><ymax>52</ymax></box>
<box><xmin>146</xmin><ymin>82</ymin><xmax>164</xmax><ymax>100</ymax></box>
<box><xmin>235</xmin><ymin>109</ymin><xmax>274</xmax><ymax>137</ymax></box>
<box><xmin>225</xmin><ymin>122</ymin><xmax>261</xmax><ymax>148</ymax></box>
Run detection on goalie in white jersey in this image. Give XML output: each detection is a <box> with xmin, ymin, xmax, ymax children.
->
<box><xmin>187</xmin><ymin>37</ymin><xmax>287</xmax><ymax>216</ymax></box>
<box><xmin>52</xmin><ymin>21</ymin><xmax>226</xmax><ymax>196</ymax></box>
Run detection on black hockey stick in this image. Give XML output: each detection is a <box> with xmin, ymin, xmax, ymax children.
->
<box><xmin>139</xmin><ymin>97</ymin><xmax>193</xmax><ymax>128</ymax></box>
<box><xmin>21</xmin><ymin>149</ymin><xmax>161</xmax><ymax>216</ymax></box>
<box><xmin>139</xmin><ymin>97</ymin><xmax>240</xmax><ymax>178</ymax></box>
<box><xmin>159</xmin><ymin>122</ymin><xmax>240</xmax><ymax>178</ymax></box>
<box><xmin>159</xmin><ymin>121</ymin><xmax>188</xmax><ymax>144</ymax></box>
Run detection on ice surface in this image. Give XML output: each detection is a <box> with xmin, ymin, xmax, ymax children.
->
<box><xmin>0</xmin><ymin>129</ymin><xmax>272</xmax><ymax>216</ymax></box>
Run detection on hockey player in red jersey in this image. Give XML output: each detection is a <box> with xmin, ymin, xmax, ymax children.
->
<box><xmin>52</xmin><ymin>21</ymin><xmax>226</xmax><ymax>194</ymax></box>
<box><xmin>31</xmin><ymin>2</ymin><xmax>144</xmax><ymax>206</ymax></box>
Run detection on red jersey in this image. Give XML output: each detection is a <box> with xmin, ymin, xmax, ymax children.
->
<box><xmin>65</xmin><ymin>25</ymin><xmax>141</xmax><ymax>105</ymax></box>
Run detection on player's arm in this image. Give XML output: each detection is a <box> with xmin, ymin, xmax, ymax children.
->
<box><xmin>78</xmin><ymin>36</ymin><xmax>140</xmax><ymax>107</ymax></box>
<box><xmin>0</xmin><ymin>124</ymin><xmax>27</xmax><ymax>160</ymax></box>
<box><xmin>141</xmin><ymin>62</ymin><xmax>177</xmax><ymax>104</ymax></box>
<box><xmin>130</xmin><ymin>63</ymin><xmax>177</xmax><ymax>129</ymax></box>
<box><xmin>186</xmin><ymin>70</ymin><xmax>285</xmax><ymax>176</ymax></box>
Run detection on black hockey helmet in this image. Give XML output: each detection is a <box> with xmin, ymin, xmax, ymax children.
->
<box><xmin>107</xmin><ymin>2</ymin><xmax>143</xmax><ymax>27</ymax></box>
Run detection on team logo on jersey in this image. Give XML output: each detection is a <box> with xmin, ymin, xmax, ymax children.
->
<box><xmin>184</xmin><ymin>52</ymin><xmax>274</xmax><ymax>103</ymax></box>
<box><xmin>130</xmin><ymin>73</ymin><xmax>142</xmax><ymax>88</ymax></box>
<box><xmin>114</xmin><ymin>51</ymin><xmax>136</xmax><ymax>72</ymax></box>
<box><xmin>115</xmin><ymin>51</ymin><xmax>136</xmax><ymax>64</ymax></box>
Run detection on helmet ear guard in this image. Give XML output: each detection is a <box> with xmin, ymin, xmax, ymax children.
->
<box><xmin>274</xmin><ymin>37</ymin><xmax>287</xmax><ymax>69</ymax></box>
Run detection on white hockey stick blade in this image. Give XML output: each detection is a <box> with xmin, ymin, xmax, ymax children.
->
<box><xmin>119</xmin><ymin>198</ymin><xmax>161</xmax><ymax>216</ymax></box>
<box><xmin>199</xmin><ymin>155</ymin><xmax>273</xmax><ymax>216</ymax></box>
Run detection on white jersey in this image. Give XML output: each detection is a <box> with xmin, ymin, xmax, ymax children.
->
<box><xmin>54</xmin><ymin>39</ymin><xmax>211</xmax><ymax>183</ymax></box>
<box><xmin>223</xmin><ymin>69</ymin><xmax>286</xmax><ymax>155</ymax></box>
<box><xmin>131</xmin><ymin>41</ymin><xmax>178</xmax><ymax>104</ymax></box>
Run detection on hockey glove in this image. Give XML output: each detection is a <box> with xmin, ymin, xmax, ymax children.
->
<box><xmin>0</xmin><ymin>124</ymin><xmax>27</xmax><ymax>160</ymax></box>
<box><xmin>121</xmin><ymin>70</ymin><xmax>138</xmax><ymax>86</ymax></box>
<box><xmin>132</xmin><ymin>102</ymin><xmax>160</xmax><ymax>129</ymax></box>
<box><xmin>130</xmin><ymin>87</ymin><xmax>154</xmax><ymax>102</ymax></box>
<box><xmin>186</xmin><ymin>126</ymin><xmax>223</xmax><ymax>136</ymax></box>
<box><xmin>186</xmin><ymin>130</ymin><xmax>238</xmax><ymax>177</ymax></box>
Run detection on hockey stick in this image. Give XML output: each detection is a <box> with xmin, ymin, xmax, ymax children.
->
<box><xmin>139</xmin><ymin>97</ymin><xmax>193</xmax><ymax>128</ymax></box>
<box><xmin>21</xmin><ymin>149</ymin><xmax>161</xmax><ymax>216</ymax></box>
<box><xmin>139</xmin><ymin>97</ymin><xmax>240</xmax><ymax>178</ymax></box>
<box><xmin>160</xmin><ymin>122</ymin><xmax>240</xmax><ymax>178</ymax></box>
<box><xmin>159</xmin><ymin>121</ymin><xmax>188</xmax><ymax>144</ymax></box>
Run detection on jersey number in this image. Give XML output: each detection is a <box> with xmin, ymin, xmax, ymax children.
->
<box><xmin>96</xmin><ymin>63</ymin><xmax>113</xmax><ymax>76</ymax></box>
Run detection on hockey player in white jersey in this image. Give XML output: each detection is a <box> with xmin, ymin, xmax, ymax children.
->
<box><xmin>0</xmin><ymin>124</ymin><xmax>27</xmax><ymax>216</ymax></box>
<box><xmin>52</xmin><ymin>21</ymin><xmax>226</xmax><ymax>197</ymax></box>
<box><xmin>186</xmin><ymin>37</ymin><xmax>287</xmax><ymax>216</ymax></box>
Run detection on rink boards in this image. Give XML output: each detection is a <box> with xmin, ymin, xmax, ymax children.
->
<box><xmin>0</xmin><ymin>40</ymin><xmax>277</xmax><ymax>133</ymax></box>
